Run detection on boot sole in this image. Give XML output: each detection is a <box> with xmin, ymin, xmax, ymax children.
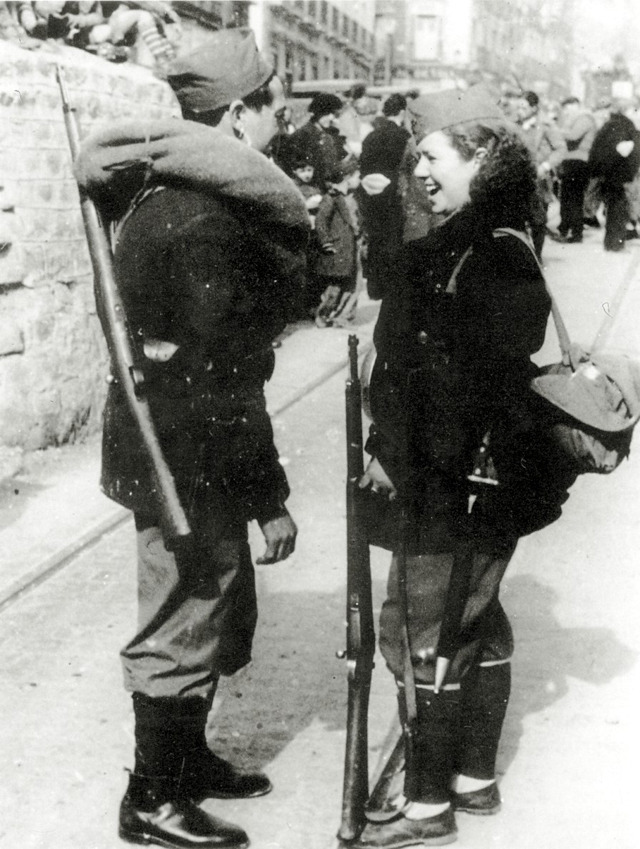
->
<box><xmin>452</xmin><ymin>803</ymin><xmax>501</xmax><ymax>816</ymax></box>
<box><xmin>354</xmin><ymin>834</ymin><xmax>456</xmax><ymax>848</ymax></box>
<box><xmin>118</xmin><ymin>826</ymin><xmax>250</xmax><ymax>849</ymax></box>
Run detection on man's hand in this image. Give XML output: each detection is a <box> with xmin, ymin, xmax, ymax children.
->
<box><xmin>359</xmin><ymin>457</ymin><xmax>397</xmax><ymax>500</ymax></box>
<box><xmin>257</xmin><ymin>510</ymin><xmax>298</xmax><ymax>564</ymax></box>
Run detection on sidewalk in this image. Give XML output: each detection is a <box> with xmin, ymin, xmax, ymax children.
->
<box><xmin>0</xmin><ymin>303</ymin><xmax>378</xmax><ymax>612</ymax></box>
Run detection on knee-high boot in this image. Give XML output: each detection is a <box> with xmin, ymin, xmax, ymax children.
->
<box><xmin>119</xmin><ymin>693</ymin><xmax>248</xmax><ymax>849</ymax></box>
<box><xmin>455</xmin><ymin>662</ymin><xmax>511</xmax><ymax>781</ymax></box>
<box><xmin>401</xmin><ymin>688</ymin><xmax>461</xmax><ymax>804</ymax></box>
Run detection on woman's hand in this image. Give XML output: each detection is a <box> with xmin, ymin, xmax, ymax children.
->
<box><xmin>359</xmin><ymin>457</ymin><xmax>397</xmax><ymax>500</ymax></box>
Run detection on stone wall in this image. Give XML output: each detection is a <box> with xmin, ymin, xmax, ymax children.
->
<box><xmin>0</xmin><ymin>42</ymin><xmax>178</xmax><ymax>452</ymax></box>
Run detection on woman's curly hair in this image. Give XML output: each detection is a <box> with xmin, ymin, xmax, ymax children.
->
<box><xmin>445</xmin><ymin>119</ymin><xmax>537</xmax><ymax>230</ymax></box>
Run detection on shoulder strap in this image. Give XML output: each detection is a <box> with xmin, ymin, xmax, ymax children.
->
<box><xmin>112</xmin><ymin>184</ymin><xmax>166</xmax><ymax>251</ymax></box>
<box><xmin>445</xmin><ymin>245</ymin><xmax>474</xmax><ymax>294</ymax></box>
<box><xmin>493</xmin><ymin>227</ymin><xmax>572</xmax><ymax>365</ymax></box>
<box><xmin>444</xmin><ymin>227</ymin><xmax>573</xmax><ymax>365</ymax></box>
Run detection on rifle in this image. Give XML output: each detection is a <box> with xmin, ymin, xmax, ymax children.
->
<box><xmin>338</xmin><ymin>335</ymin><xmax>376</xmax><ymax>843</ymax></box>
<box><xmin>55</xmin><ymin>64</ymin><xmax>191</xmax><ymax>549</ymax></box>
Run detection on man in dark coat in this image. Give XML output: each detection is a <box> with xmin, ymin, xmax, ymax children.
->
<box><xmin>589</xmin><ymin>99</ymin><xmax>640</xmax><ymax>251</ymax></box>
<box><xmin>290</xmin><ymin>91</ymin><xmax>347</xmax><ymax>190</ymax></box>
<box><xmin>553</xmin><ymin>96</ymin><xmax>596</xmax><ymax>243</ymax></box>
<box><xmin>358</xmin><ymin>93</ymin><xmax>411</xmax><ymax>299</ymax></box>
<box><xmin>75</xmin><ymin>29</ymin><xmax>309</xmax><ymax>849</ymax></box>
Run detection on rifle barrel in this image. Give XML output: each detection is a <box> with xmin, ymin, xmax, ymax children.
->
<box><xmin>338</xmin><ymin>335</ymin><xmax>376</xmax><ymax>842</ymax></box>
<box><xmin>55</xmin><ymin>65</ymin><xmax>191</xmax><ymax>547</ymax></box>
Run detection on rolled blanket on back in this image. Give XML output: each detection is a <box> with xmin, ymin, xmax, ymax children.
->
<box><xmin>74</xmin><ymin>118</ymin><xmax>309</xmax><ymax>234</ymax></box>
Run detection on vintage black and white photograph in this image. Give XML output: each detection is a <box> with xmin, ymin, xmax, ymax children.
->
<box><xmin>0</xmin><ymin>1</ymin><xmax>638</xmax><ymax>847</ymax></box>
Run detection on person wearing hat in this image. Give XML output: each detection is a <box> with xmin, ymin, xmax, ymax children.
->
<box><xmin>358</xmin><ymin>93</ymin><xmax>412</xmax><ymax>299</ymax></box>
<box><xmin>75</xmin><ymin>28</ymin><xmax>309</xmax><ymax>849</ymax></box>
<box><xmin>516</xmin><ymin>90</ymin><xmax>566</xmax><ymax>258</ymax></box>
<box><xmin>551</xmin><ymin>96</ymin><xmax>597</xmax><ymax>243</ymax></box>
<box><xmin>274</xmin><ymin>135</ymin><xmax>324</xmax><ymax>315</ymax></box>
<box><xmin>313</xmin><ymin>154</ymin><xmax>362</xmax><ymax>327</ymax></box>
<box><xmin>588</xmin><ymin>96</ymin><xmax>640</xmax><ymax>251</ymax></box>
<box><xmin>290</xmin><ymin>91</ymin><xmax>348</xmax><ymax>190</ymax></box>
<box><xmin>357</xmin><ymin>86</ymin><xmax>577</xmax><ymax>846</ymax></box>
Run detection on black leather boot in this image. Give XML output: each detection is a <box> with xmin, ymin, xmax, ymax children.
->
<box><xmin>130</xmin><ymin>692</ymin><xmax>271</xmax><ymax>802</ymax></box>
<box><xmin>119</xmin><ymin>773</ymin><xmax>249</xmax><ymax>848</ymax></box>
<box><xmin>401</xmin><ymin>689</ymin><xmax>460</xmax><ymax>804</ymax></box>
<box><xmin>184</xmin><ymin>747</ymin><xmax>272</xmax><ymax>801</ymax></box>
<box><xmin>121</xmin><ymin>694</ymin><xmax>251</xmax><ymax>848</ymax></box>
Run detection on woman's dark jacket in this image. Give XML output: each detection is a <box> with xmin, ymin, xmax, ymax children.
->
<box><xmin>367</xmin><ymin>207</ymin><xmax>575</xmax><ymax>547</ymax></box>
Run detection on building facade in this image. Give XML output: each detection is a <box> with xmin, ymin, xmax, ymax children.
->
<box><xmin>374</xmin><ymin>0</ymin><xmax>473</xmax><ymax>87</ymax></box>
<box><xmin>372</xmin><ymin>0</ymin><xmax>576</xmax><ymax>98</ymax></box>
<box><xmin>469</xmin><ymin>0</ymin><xmax>574</xmax><ymax>98</ymax></box>
<box><xmin>249</xmin><ymin>1</ymin><xmax>376</xmax><ymax>90</ymax></box>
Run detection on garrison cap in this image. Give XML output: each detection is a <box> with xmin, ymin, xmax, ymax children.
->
<box><xmin>409</xmin><ymin>85</ymin><xmax>503</xmax><ymax>137</ymax></box>
<box><xmin>168</xmin><ymin>28</ymin><xmax>273</xmax><ymax>114</ymax></box>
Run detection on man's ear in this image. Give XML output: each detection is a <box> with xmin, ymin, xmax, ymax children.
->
<box><xmin>473</xmin><ymin>146</ymin><xmax>489</xmax><ymax>166</ymax></box>
<box><xmin>229</xmin><ymin>99</ymin><xmax>247</xmax><ymax>139</ymax></box>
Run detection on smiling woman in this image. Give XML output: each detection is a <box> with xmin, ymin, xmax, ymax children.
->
<box><xmin>413</xmin><ymin>130</ymin><xmax>481</xmax><ymax>214</ymax></box>
<box><xmin>357</xmin><ymin>86</ymin><xmax>579</xmax><ymax>847</ymax></box>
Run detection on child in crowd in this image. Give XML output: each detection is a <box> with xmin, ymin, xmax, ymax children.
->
<box><xmin>290</xmin><ymin>150</ymin><xmax>323</xmax><ymax>227</ymax></box>
<box><xmin>314</xmin><ymin>155</ymin><xmax>361</xmax><ymax>328</ymax></box>
<box><xmin>291</xmin><ymin>151</ymin><xmax>324</xmax><ymax>315</ymax></box>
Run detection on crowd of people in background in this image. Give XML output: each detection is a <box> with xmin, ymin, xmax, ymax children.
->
<box><xmin>502</xmin><ymin>87</ymin><xmax>640</xmax><ymax>253</ymax></box>
<box><xmin>4</xmin><ymin>2</ymin><xmax>640</xmax><ymax>319</ymax></box>
<box><xmin>274</xmin><ymin>82</ymin><xmax>640</xmax><ymax>329</ymax></box>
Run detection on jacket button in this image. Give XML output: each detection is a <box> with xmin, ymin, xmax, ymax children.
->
<box><xmin>418</xmin><ymin>331</ymin><xmax>428</xmax><ymax>345</ymax></box>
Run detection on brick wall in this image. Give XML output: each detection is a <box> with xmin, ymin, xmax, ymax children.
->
<box><xmin>0</xmin><ymin>42</ymin><xmax>178</xmax><ymax>451</ymax></box>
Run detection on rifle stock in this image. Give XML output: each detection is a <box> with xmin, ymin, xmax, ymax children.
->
<box><xmin>338</xmin><ymin>335</ymin><xmax>376</xmax><ymax>843</ymax></box>
<box><xmin>55</xmin><ymin>64</ymin><xmax>191</xmax><ymax>549</ymax></box>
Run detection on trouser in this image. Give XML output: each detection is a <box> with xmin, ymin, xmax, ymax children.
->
<box><xmin>379</xmin><ymin>539</ymin><xmax>517</xmax><ymax>802</ymax></box>
<box><xmin>120</xmin><ymin>509</ymin><xmax>257</xmax><ymax>701</ymax></box>
<box><xmin>559</xmin><ymin>160</ymin><xmax>590</xmax><ymax>238</ymax></box>
<box><xmin>602</xmin><ymin>183</ymin><xmax>630</xmax><ymax>251</ymax></box>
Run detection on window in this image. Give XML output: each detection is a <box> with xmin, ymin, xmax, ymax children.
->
<box><xmin>414</xmin><ymin>15</ymin><xmax>440</xmax><ymax>61</ymax></box>
<box><xmin>321</xmin><ymin>0</ymin><xmax>328</xmax><ymax>25</ymax></box>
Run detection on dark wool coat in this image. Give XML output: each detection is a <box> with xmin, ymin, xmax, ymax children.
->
<box><xmin>289</xmin><ymin>121</ymin><xmax>344</xmax><ymax>189</ymax></box>
<box><xmin>101</xmin><ymin>185</ymin><xmax>305</xmax><ymax>524</ymax></box>
<box><xmin>314</xmin><ymin>190</ymin><xmax>359</xmax><ymax>278</ymax></box>
<box><xmin>366</xmin><ymin>207</ymin><xmax>577</xmax><ymax>548</ymax></box>
<box><xmin>358</xmin><ymin>120</ymin><xmax>412</xmax><ymax>297</ymax></box>
<box><xmin>589</xmin><ymin>112</ymin><xmax>640</xmax><ymax>187</ymax></box>
<box><xmin>74</xmin><ymin>121</ymin><xmax>309</xmax><ymax>528</ymax></box>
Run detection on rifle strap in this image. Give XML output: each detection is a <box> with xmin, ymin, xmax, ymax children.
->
<box><xmin>112</xmin><ymin>184</ymin><xmax>166</xmax><ymax>250</ymax></box>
